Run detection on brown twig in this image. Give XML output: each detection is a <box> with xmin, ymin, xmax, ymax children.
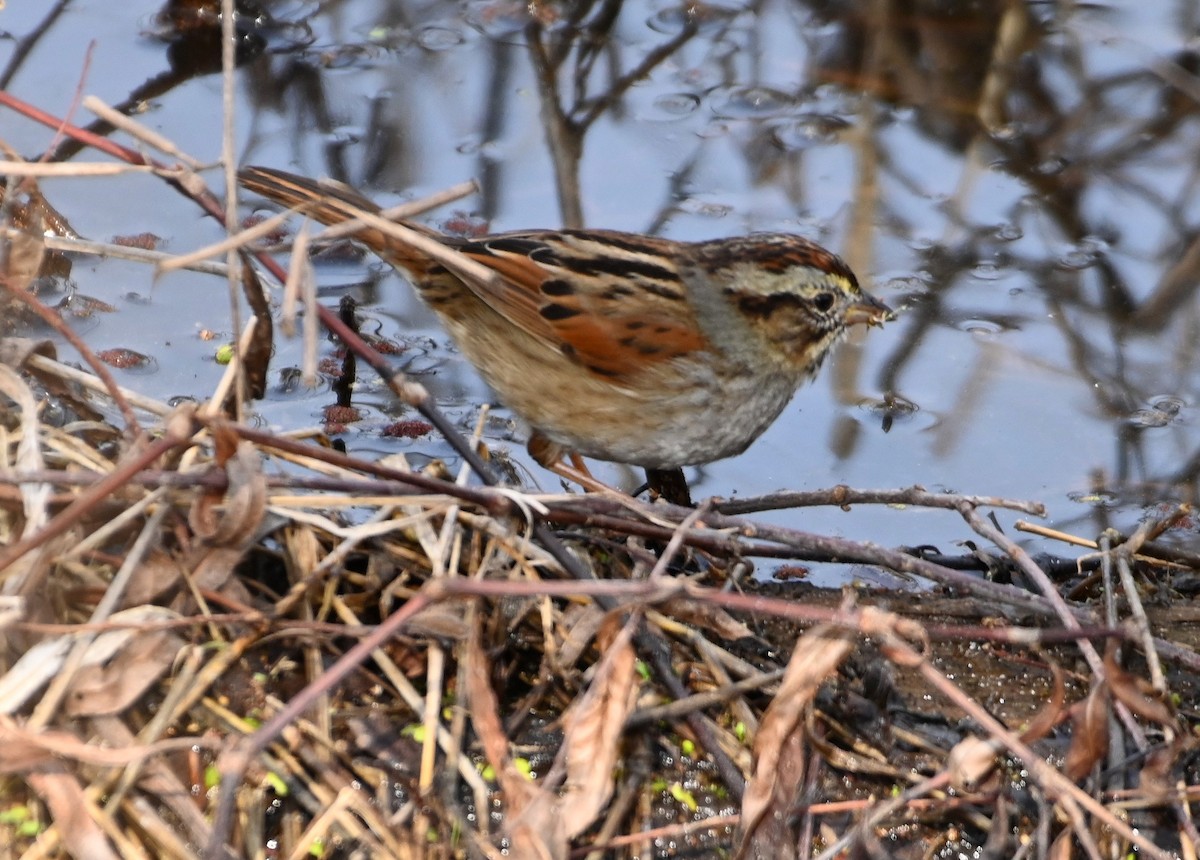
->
<box><xmin>716</xmin><ymin>485</ymin><xmax>1046</xmax><ymax>516</ymax></box>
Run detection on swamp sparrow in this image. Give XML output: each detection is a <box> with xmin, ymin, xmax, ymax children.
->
<box><xmin>240</xmin><ymin>166</ymin><xmax>893</xmax><ymax>477</ymax></box>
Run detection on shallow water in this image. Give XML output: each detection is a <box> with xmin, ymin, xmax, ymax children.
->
<box><xmin>5</xmin><ymin>0</ymin><xmax>1200</xmax><ymax>570</ymax></box>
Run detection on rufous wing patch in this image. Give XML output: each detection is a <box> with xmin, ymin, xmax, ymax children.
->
<box><xmin>549</xmin><ymin>311</ymin><xmax>707</xmax><ymax>377</ymax></box>
<box><xmin>455</xmin><ymin>242</ymin><xmax>709</xmax><ymax>379</ymax></box>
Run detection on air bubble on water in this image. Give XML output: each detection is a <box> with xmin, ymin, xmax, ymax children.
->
<box><xmin>958</xmin><ymin>319</ymin><xmax>1004</xmax><ymax>336</ymax></box>
<box><xmin>970</xmin><ymin>260</ymin><xmax>1003</xmax><ymax>280</ymax></box>
<box><xmin>416</xmin><ymin>25</ymin><xmax>464</xmax><ymax>51</ymax></box>
<box><xmin>1034</xmin><ymin>155</ymin><xmax>1067</xmax><ymax>176</ymax></box>
<box><xmin>710</xmin><ymin>85</ymin><xmax>796</xmax><ymax>119</ymax></box>
<box><xmin>641</xmin><ymin>92</ymin><xmax>701</xmax><ymax>121</ymax></box>
<box><xmin>1149</xmin><ymin>395</ymin><xmax>1184</xmax><ymax>415</ymax></box>
<box><xmin>989</xmin><ymin>121</ymin><xmax>1025</xmax><ymax>141</ymax></box>
<box><xmin>993</xmin><ymin>222</ymin><xmax>1023</xmax><ymax>241</ymax></box>
<box><xmin>771</xmin><ymin>114</ymin><xmax>851</xmax><ymax>149</ymax></box>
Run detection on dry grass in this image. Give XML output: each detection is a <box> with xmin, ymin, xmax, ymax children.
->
<box><xmin>2</xmin><ymin>87</ymin><xmax>1199</xmax><ymax>860</ymax></box>
<box><xmin>2</xmin><ymin>320</ymin><xmax>1199</xmax><ymax>858</ymax></box>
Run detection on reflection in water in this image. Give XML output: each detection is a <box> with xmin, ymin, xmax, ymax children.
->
<box><xmin>38</xmin><ymin>0</ymin><xmax>278</xmax><ymax>162</ymax></box>
<box><xmin>4</xmin><ymin>0</ymin><xmax>1200</xmax><ymax>538</ymax></box>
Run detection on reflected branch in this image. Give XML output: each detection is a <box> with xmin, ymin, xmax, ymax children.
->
<box><xmin>526</xmin><ymin>4</ymin><xmax>698</xmax><ymax>226</ymax></box>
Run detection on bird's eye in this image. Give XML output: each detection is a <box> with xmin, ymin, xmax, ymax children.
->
<box><xmin>812</xmin><ymin>292</ymin><xmax>835</xmax><ymax>313</ymax></box>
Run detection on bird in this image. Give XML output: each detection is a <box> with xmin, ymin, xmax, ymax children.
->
<box><xmin>239</xmin><ymin>166</ymin><xmax>893</xmax><ymax>488</ymax></box>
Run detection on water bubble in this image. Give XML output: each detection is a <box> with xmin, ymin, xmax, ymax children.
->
<box><xmin>648</xmin><ymin>6</ymin><xmax>692</xmax><ymax>33</ymax></box>
<box><xmin>674</xmin><ymin>62</ymin><xmax>722</xmax><ymax>91</ymax></box>
<box><xmin>416</xmin><ymin>25</ymin><xmax>464</xmax><ymax>51</ymax></box>
<box><xmin>1129</xmin><ymin>409</ymin><xmax>1171</xmax><ymax>429</ymax></box>
<box><xmin>1149</xmin><ymin>395</ymin><xmax>1185</xmax><ymax>415</ymax></box>
<box><xmin>1055</xmin><ymin>245</ymin><xmax>1097</xmax><ymax>271</ymax></box>
<box><xmin>477</xmin><ymin>139</ymin><xmax>504</xmax><ymax>160</ymax></box>
<box><xmin>970</xmin><ymin>260</ymin><xmax>1004</xmax><ymax>281</ymax></box>
<box><xmin>647</xmin><ymin>3</ymin><xmax>740</xmax><ymax>35</ymax></box>
<box><xmin>958</xmin><ymin>319</ymin><xmax>1005</xmax><ymax>336</ymax></box>
<box><xmin>325</xmin><ymin>125</ymin><xmax>363</xmax><ymax>146</ymax></box>
<box><xmin>1056</xmin><ymin>248</ymin><xmax>1095</xmax><ymax>270</ymax></box>
<box><xmin>1057</xmin><ymin>235</ymin><xmax>1107</xmax><ymax>270</ymax></box>
<box><xmin>989</xmin><ymin>121</ymin><xmax>1025</xmax><ymax>141</ymax></box>
<box><xmin>467</xmin><ymin>0</ymin><xmax>530</xmax><ymax>40</ymax></box>
<box><xmin>640</xmin><ymin>92</ymin><xmax>701</xmax><ymax>121</ymax></box>
<box><xmin>711</xmin><ymin>85</ymin><xmax>796</xmax><ymax>119</ymax></box>
<box><xmin>1128</xmin><ymin>396</ymin><xmax>1185</xmax><ymax>428</ymax></box>
<box><xmin>993</xmin><ymin>222</ymin><xmax>1023</xmax><ymax>241</ymax></box>
<box><xmin>697</xmin><ymin>119</ymin><xmax>732</xmax><ymax>140</ymax></box>
<box><xmin>657</xmin><ymin>92</ymin><xmax>700</xmax><ymax>115</ymax></box>
<box><xmin>679</xmin><ymin>199</ymin><xmax>733</xmax><ymax>218</ymax></box>
<box><xmin>887</xmin><ymin>274</ymin><xmax>933</xmax><ymax>292</ymax></box>
<box><xmin>1034</xmin><ymin>156</ymin><xmax>1067</xmax><ymax>176</ymax></box>
<box><xmin>771</xmin><ymin>113</ymin><xmax>851</xmax><ymax>149</ymax></box>
<box><xmin>319</xmin><ymin>42</ymin><xmax>381</xmax><ymax>68</ymax></box>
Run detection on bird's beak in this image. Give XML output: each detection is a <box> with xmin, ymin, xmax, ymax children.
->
<box><xmin>845</xmin><ymin>293</ymin><xmax>895</xmax><ymax>328</ymax></box>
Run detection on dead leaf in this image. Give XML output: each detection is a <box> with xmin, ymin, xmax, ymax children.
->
<box><xmin>89</xmin><ymin>714</ymin><xmax>213</xmax><ymax>846</ymax></box>
<box><xmin>1103</xmin><ymin>647</ymin><xmax>1175</xmax><ymax>729</ymax></box>
<box><xmin>190</xmin><ymin>433</ymin><xmax>266</xmax><ymax>548</ymax></box>
<box><xmin>405</xmin><ymin>602</ymin><xmax>469</xmax><ymax>640</ymax></box>
<box><xmin>557</xmin><ymin>602</ymin><xmax>606</xmax><ymax>668</ymax></box>
<box><xmin>0</xmin><ymin>635</ymin><xmax>75</xmax><ymax>715</ymax></box>
<box><xmin>947</xmin><ymin>735</ymin><xmax>1003</xmax><ymax>792</ymax></box>
<box><xmin>96</xmin><ymin>347</ymin><xmax>153</xmax><ymax>369</ymax></box>
<box><xmin>0</xmin><ymin>729</ymin><xmax>57</xmax><ymax>772</ymax></box>
<box><xmin>124</xmin><ymin>548</ymin><xmax>185</xmax><ymax>606</ymax></box>
<box><xmin>557</xmin><ymin>616</ymin><xmax>639</xmax><ymax>839</ymax></box>
<box><xmin>237</xmin><ymin>253</ymin><xmax>272</xmax><ymax>402</ymax></box>
<box><xmin>1138</xmin><ymin>745</ymin><xmax>1177</xmax><ymax>804</ymax></box>
<box><xmin>64</xmin><ymin>628</ymin><xmax>184</xmax><ymax>716</ymax></box>
<box><xmin>1018</xmin><ymin>657</ymin><xmax>1066</xmax><ymax>743</ymax></box>
<box><xmin>187</xmin><ymin>437</ymin><xmax>267</xmax><ymax>592</ymax></box>
<box><xmin>0</xmin><ymin>606</ymin><xmax>179</xmax><ymax>714</ymax></box>
<box><xmin>1</xmin><ymin>206</ymin><xmax>46</xmax><ymax>291</ymax></box>
<box><xmin>465</xmin><ymin>621</ymin><xmax>565</xmax><ymax>859</ymax></box>
<box><xmin>735</xmin><ymin>622</ymin><xmax>855</xmax><ymax>860</ymax></box>
<box><xmin>1063</xmin><ymin>682</ymin><xmax>1109</xmax><ymax>781</ymax></box>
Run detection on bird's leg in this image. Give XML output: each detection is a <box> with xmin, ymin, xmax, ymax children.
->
<box><xmin>643</xmin><ymin>467</ymin><xmax>693</xmax><ymax>507</ymax></box>
<box><xmin>528</xmin><ymin>431</ymin><xmax>624</xmax><ymax>494</ymax></box>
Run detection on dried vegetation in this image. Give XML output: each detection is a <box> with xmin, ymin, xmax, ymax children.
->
<box><xmin>4</xmin><ymin>160</ymin><xmax>1200</xmax><ymax>859</ymax></box>
<box><xmin>4</xmin><ymin>1</ymin><xmax>1200</xmax><ymax>855</ymax></box>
